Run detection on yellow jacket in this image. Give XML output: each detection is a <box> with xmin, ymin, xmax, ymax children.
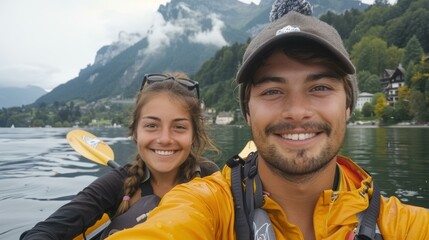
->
<box><xmin>107</xmin><ymin>156</ymin><xmax>429</xmax><ymax>240</ymax></box>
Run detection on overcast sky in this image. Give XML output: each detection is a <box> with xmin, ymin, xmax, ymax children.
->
<box><xmin>0</xmin><ymin>0</ymin><xmax>392</xmax><ymax>91</ymax></box>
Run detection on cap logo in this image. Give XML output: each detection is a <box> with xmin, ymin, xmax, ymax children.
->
<box><xmin>276</xmin><ymin>25</ymin><xmax>300</xmax><ymax>36</ymax></box>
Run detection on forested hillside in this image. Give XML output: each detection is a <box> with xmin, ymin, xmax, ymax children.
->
<box><xmin>197</xmin><ymin>0</ymin><xmax>429</xmax><ymax>124</ymax></box>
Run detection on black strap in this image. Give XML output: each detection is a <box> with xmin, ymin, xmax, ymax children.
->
<box><xmin>229</xmin><ymin>155</ymin><xmax>251</xmax><ymax>240</ymax></box>
<box><xmin>243</xmin><ymin>153</ymin><xmax>264</xmax><ymax>225</ymax></box>
<box><xmin>356</xmin><ymin>181</ymin><xmax>383</xmax><ymax>240</ymax></box>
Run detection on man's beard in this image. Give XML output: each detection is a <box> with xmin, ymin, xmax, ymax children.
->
<box><xmin>255</xmin><ymin>122</ymin><xmax>341</xmax><ymax>183</ymax></box>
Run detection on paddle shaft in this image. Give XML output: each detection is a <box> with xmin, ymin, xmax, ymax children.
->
<box><xmin>107</xmin><ymin>160</ymin><xmax>121</xmax><ymax>169</ymax></box>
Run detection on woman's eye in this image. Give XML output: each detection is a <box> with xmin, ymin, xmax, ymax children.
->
<box><xmin>174</xmin><ymin>125</ymin><xmax>187</xmax><ymax>130</ymax></box>
<box><xmin>144</xmin><ymin>123</ymin><xmax>157</xmax><ymax>129</ymax></box>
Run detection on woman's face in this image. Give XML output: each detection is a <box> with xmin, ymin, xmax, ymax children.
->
<box><xmin>135</xmin><ymin>92</ymin><xmax>193</xmax><ymax>176</ymax></box>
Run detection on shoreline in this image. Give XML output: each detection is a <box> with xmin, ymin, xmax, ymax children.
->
<box><xmin>347</xmin><ymin>124</ymin><xmax>429</xmax><ymax>128</ymax></box>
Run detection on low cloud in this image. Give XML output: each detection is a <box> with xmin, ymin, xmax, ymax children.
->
<box><xmin>189</xmin><ymin>14</ymin><xmax>228</xmax><ymax>48</ymax></box>
<box><xmin>0</xmin><ymin>64</ymin><xmax>59</xmax><ymax>91</ymax></box>
<box><xmin>143</xmin><ymin>8</ymin><xmax>228</xmax><ymax>56</ymax></box>
<box><xmin>143</xmin><ymin>13</ymin><xmax>186</xmax><ymax>55</ymax></box>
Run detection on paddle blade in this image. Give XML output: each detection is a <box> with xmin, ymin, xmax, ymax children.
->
<box><xmin>67</xmin><ymin>129</ymin><xmax>114</xmax><ymax>166</ymax></box>
<box><xmin>238</xmin><ymin>140</ymin><xmax>257</xmax><ymax>158</ymax></box>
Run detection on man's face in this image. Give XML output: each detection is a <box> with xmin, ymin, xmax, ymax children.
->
<box><xmin>247</xmin><ymin>49</ymin><xmax>350</xmax><ymax>180</ymax></box>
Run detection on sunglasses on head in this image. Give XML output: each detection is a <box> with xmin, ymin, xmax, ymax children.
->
<box><xmin>140</xmin><ymin>73</ymin><xmax>200</xmax><ymax>99</ymax></box>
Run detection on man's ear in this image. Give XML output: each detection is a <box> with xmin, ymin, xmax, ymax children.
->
<box><xmin>246</xmin><ymin>113</ymin><xmax>251</xmax><ymax>126</ymax></box>
<box><xmin>346</xmin><ymin>107</ymin><xmax>351</xmax><ymax>120</ymax></box>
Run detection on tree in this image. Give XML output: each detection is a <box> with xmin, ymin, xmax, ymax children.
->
<box><xmin>374</xmin><ymin>93</ymin><xmax>387</xmax><ymax>119</ymax></box>
<box><xmin>385</xmin><ymin>45</ymin><xmax>404</xmax><ymax>69</ymax></box>
<box><xmin>405</xmin><ymin>61</ymin><xmax>417</xmax><ymax>86</ymax></box>
<box><xmin>398</xmin><ymin>85</ymin><xmax>411</xmax><ymax>101</ymax></box>
<box><xmin>351</xmin><ymin>36</ymin><xmax>388</xmax><ymax>75</ymax></box>
<box><xmin>402</xmin><ymin>35</ymin><xmax>424</xmax><ymax>67</ymax></box>
<box><xmin>409</xmin><ymin>90</ymin><xmax>428</xmax><ymax>123</ymax></box>
<box><xmin>362</xmin><ymin>102</ymin><xmax>375</xmax><ymax>118</ymax></box>
<box><xmin>357</xmin><ymin>71</ymin><xmax>382</xmax><ymax>93</ymax></box>
<box><xmin>394</xmin><ymin>100</ymin><xmax>412</xmax><ymax>122</ymax></box>
<box><xmin>381</xmin><ymin>105</ymin><xmax>396</xmax><ymax>125</ymax></box>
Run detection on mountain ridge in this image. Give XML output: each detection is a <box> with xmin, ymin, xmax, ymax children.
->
<box><xmin>35</xmin><ymin>0</ymin><xmax>369</xmax><ymax>105</ymax></box>
<box><xmin>0</xmin><ymin>86</ymin><xmax>47</xmax><ymax>108</ymax></box>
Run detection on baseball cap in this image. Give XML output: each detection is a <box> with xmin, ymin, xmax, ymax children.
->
<box><xmin>237</xmin><ymin>10</ymin><xmax>358</xmax><ymax>117</ymax></box>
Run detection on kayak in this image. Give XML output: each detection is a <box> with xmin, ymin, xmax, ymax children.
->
<box><xmin>73</xmin><ymin>214</ymin><xmax>110</xmax><ymax>240</ymax></box>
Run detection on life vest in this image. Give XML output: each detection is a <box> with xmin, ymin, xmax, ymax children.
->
<box><xmin>226</xmin><ymin>151</ymin><xmax>383</xmax><ymax>240</ymax></box>
<box><xmin>99</xmin><ymin>180</ymin><xmax>160</xmax><ymax>239</ymax></box>
<box><xmin>96</xmin><ymin>162</ymin><xmax>219</xmax><ymax>239</ymax></box>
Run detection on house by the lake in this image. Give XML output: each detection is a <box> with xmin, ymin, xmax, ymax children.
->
<box><xmin>215</xmin><ymin>111</ymin><xmax>234</xmax><ymax>125</ymax></box>
<box><xmin>380</xmin><ymin>64</ymin><xmax>405</xmax><ymax>106</ymax></box>
<box><xmin>356</xmin><ymin>92</ymin><xmax>374</xmax><ymax>111</ymax></box>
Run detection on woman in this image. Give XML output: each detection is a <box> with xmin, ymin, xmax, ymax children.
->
<box><xmin>20</xmin><ymin>72</ymin><xmax>219</xmax><ymax>240</ymax></box>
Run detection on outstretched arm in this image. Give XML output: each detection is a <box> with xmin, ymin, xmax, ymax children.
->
<box><xmin>20</xmin><ymin>167</ymin><xmax>126</xmax><ymax>240</ymax></box>
<box><xmin>107</xmin><ymin>171</ymin><xmax>235</xmax><ymax>240</ymax></box>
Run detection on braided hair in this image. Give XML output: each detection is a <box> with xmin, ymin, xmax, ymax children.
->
<box><xmin>115</xmin><ymin>72</ymin><xmax>218</xmax><ymax>216</ymax></box>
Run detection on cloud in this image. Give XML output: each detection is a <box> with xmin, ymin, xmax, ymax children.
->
<box><xmin>189</xmin><ymin>14</ymin><xmax>228</xmax><ymax>48</ymax></box>
<box><xmin>0</xmin><ymin>64</ymin><xmax>60</xmax><ymax>90</ymax></box>
<box><xmin>144</xmin><ymin>3</ymin><xmax>228</xmax><ymax>55</ymax></box>
<box><xmin>143</xmin><ymin>13</ymin><xmax>186</xmax><ymax>55</ymax></box>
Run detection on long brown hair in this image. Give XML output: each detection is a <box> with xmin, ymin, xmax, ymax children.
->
<box><xmin>115</xmin><ymin>72</ymin><xmax>218</xmax><ymax>216</ymax></box>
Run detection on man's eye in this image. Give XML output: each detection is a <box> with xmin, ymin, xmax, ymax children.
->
<box><xmin>262</xmin><ymin>89</ymin><xmax>281</xmax><ymax>95</ymax></box>
<box><xmin>312</xmin><ymin>85</ymin><xmax>330</xmax><ymax>91</ymax></box>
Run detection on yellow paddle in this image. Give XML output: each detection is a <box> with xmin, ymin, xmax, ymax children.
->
<box><xmin>67</xmin><ymin>129</ymin><xmax>120</xmax><ymax>169</ymax></box>
<box><xmin>238</xmin><ymin>140</ymin><xmax>257</xmax><ymax>158</ymax></box>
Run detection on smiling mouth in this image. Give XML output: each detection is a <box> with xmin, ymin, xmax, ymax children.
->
<box><xmin>154</xmin><ymin>150</ymin><xmax>176</xmax><ymax>156</ymax></box>
<box><xmin>281</xmin><ymin>133</ymin><xmax>317</xmax><ymax>141</ymax></box>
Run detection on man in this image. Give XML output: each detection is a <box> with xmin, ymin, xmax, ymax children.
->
<box><xmin>107</xmin><ymin>2</ymin><xmax>429</xmax><ymax>240</ymax></box>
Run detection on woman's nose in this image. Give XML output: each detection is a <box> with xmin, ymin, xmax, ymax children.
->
<box><xmin>156</xmin><ymin>128</ymin><xmax>173</xmax><ymax>144</ymax></box>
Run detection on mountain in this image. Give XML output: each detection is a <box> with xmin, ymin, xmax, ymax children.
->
<box><xmin>0</xmin><ymin>85</ymin><xmax>47</xmax><ymax>108</ymax></box>
<box><xmin>311</xmin><ymin>0</ymin><xmax>368</xmax><ymax>16</ymax></box>
<box><xmin>35</xmin><ymin>0</ymin><xmax>369</xmax><ymax>105</ymax></box>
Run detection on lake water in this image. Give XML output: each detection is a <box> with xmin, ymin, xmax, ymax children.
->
<box><xmin>1</xmin><ymin>126</ymin><xmax>428</xmax><ymax>239</ymax></box>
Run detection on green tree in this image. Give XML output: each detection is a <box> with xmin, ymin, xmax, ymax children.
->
<box><xmin>351</xmin><ymin>36</ymin><xmax>388</xmax><ymax>75</ymax></box>
<box><xmin>409</xmin><ymin>90</ymin><xmax>428</xmax><ymax>123</ymax></box>
<box><xmin>405</xmin><ymin>61</ymin><xmax>417</xmax><ymax>86</ymax></box>
<box><xmin>362</xmin><ymin>102</ymin><xmax>375</xmax><ymax>118</ymax></box>
<box><xmin>380</xmin><ymin>105</ymin><xmax>396</xmax><ymax>125</ymax></box>
<box><xmin>349</xmin><ymin>110</ymin><xmax>362</xmax><ymax>123</ymax></box>
<box><xmin>394</xmin><ymin>100</ymin><xmax>412</xmax><ymax>122</ymax></box>
<box><xmin>357</xmin><ymin>71</ymin><xmax>381</xmax><ymax>93</ymax></box>
<box><xmin>32</xmin><ymin>119</ymin><xmax>45</xmax><ymax>127</ymax></box>
<box><xmin>320</xmin><ymin>8</ymin><xmax>364</xmax><ymax>40</ymax></box>
<box><xmin>385</xmin><ymin>45</ymin><xmax>404</xmax><ymax>69</ymax></box>
<box><xmin>402</xmin><ymin>35</ymin><xmax>424</xmax><ymax>67</ymax></box>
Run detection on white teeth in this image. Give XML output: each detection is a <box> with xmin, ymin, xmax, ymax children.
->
<box><xmin>282</xmin><ymin>133</ymin><xmax>316</xmax><ymax>140</ymax></box>
<box><xmin>155</xmin><ymin>150</ymin><xmax>175</xmax><ymax>156</ymax></box>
